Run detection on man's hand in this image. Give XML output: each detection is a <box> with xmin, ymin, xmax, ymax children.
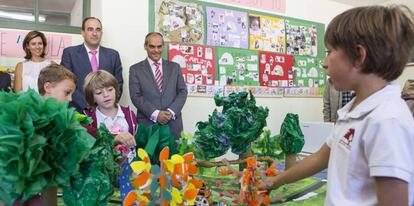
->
<box><xmin>157</xmin><ymin>110</ymin><xmax>172</xmax><ymax>124</ymax></box>
<box><xmin>115</xmin><ymin>132</ymin><xmax>136</xmax><ymax>148</ymax></box>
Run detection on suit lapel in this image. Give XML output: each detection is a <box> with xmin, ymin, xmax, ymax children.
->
<box><xmin>77</xmin><ymin>45</ymin><xmax>92</xmax><ymax>71</ymax></box>
<box><xmin>99</xmin><ymin>47</ymin><xmax>107</xmax><ymax>70</ymax></box>
<box><xmin>144</xmin><ymin>60</ymin><xmax>161</xmax><ymax>94</ymax></box>
<box><xmin>162</xmin><ymin>59</ymin><xmax>171</xmax><ymax>93</ymax></box>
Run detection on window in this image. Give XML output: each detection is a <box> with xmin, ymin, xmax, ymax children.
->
<box><xmin>0</xmin><ymin>0</ymin><xmax>90</xmax><ymax>33</ymax></box>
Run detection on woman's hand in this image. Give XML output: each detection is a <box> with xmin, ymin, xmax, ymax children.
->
<box><xmin>115</xmin><ymin>132</ymin><xmax>136</xmax><ymax>148</ymax></box>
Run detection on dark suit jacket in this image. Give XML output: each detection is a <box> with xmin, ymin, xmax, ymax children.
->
<box><xmin>129</xmin><ymin>59</ymin><xmax>187</xmax><ymax>139</ymax></box>
<box><xmin>0</xmin><ymin>72</ymin><xmax>11</xmax><ymax>92</ymax></box>
<box><xmin>61</xmin><ymin>44</ymin><xmax>123</xmax><ymax>112</ymax></box>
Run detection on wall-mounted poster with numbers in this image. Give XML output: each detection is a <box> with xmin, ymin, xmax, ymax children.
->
<box><xmin>206</xmin><ymin>7</ymin><xmax>248</xmax><ymax>49</ymax></box>
<box><xmin>249</xmin><ymin>14</ymin><xmax>285</xmax><ymax>53</ymax></box>
<box><xmin>258</xmin><ymin>51</ymin><xmax>294</xmax><ymax>87</ymax></box>
<box><xmin>285</xmin><ymin>19</ymin><xmax>318</xmax><ymax>57</ymax></box>
<box><xmin>292</xmin><ymin>57</ymin><xmax>327</xmax><ymax>88</ymax></box>
<box><xmin>217</xmin><ymin>47</ymin><xmax>259</xmax><ymax>86</ymax></box>
<box><xmin>155</xmin><ymin>0</ymin><xmax>204</xmax><ymax>44</ymax></box>
<box><xmin>168</xmin><ymin>43</ymin><xmax>215</xmax><ymax>85</ymax></box>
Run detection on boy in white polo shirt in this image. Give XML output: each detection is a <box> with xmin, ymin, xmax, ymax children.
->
<box><xmin>258</xmin><ymin>5</ymin><xmax>414</xmax><ymax>206</ymax></box>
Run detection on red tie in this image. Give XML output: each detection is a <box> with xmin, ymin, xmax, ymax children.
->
<box><xmin>154</xmin><ymin>62</ymin><xmax>163</xmax><ymax>92</ymax></box>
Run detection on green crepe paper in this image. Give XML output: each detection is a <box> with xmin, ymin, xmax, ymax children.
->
<box><xmin>75</xmin><ymin>112</ymin><xmax>93</xmax><ymax>125</ymax></box>
<box><xmin>279</xmin><ymin>113</ymin><xmax>305</xmax><ymax>155</ymax></box>
<box><xmin>63</xmin><ymin>125</ymin><xmax>119</xmax><ymax>206</ymax></box>
<box><xmin>194</xmin><ymin>91</ymin><xmax>269</xmax><ymax>159</ymax></box>
<box><xmin>251</xmin><ymin>129</ymin><xmax>284</xmax><ymax>160</ymax></box>
<box><xmin>135</xmin><ymin>124</ymin><xmax>178</xmax><ymax>165</ymax></box>
<box><xmin>0</xmin><ymin>90</ymin><xmax>95</xmax><ymax>205</ymax></box>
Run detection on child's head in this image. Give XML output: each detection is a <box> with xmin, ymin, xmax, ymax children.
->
<box><xmin>324</xmin><ymin>5</ymin><xmax>414</xmax><ymax>82</ymax></box>
<box><xmin>38</xmin><ymin>64</ymin><xmax>77</xmax><ymax>102</ymax></box>
<box><xmin>83</xmin><ymin>70</ymin><xmax>119</xmax><ymax>109</ymax></box>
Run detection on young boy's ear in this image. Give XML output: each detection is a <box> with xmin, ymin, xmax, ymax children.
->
<box><xmin>43</xmin><ymin>82</ymin><xmax>53</xmax><ymax>94</ymax></box>
<box><xmin>355</xmin><ymin>45</ymin><xmax>367</xmax><ymax>67</ymax></box>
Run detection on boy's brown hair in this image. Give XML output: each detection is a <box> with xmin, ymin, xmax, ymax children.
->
<box><xmin>38</xmin><ymin>64</ymin><xmax>77</xmax><ymax>95</ymax></box>
<box><xmin>325</xmin><ymin>5</ymin><xmax>414</xmax><ymax>81</ymax></box>
<box><xmin>83</xmin><ymin>70</ymin><xmax>119</xmax><ymax>107</ymax></box>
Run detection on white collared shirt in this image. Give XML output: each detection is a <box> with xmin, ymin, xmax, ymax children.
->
<box><xmin>325</xmin><ymin>83</ymin><xmax>414</xmax><ymax>206</ymax></box>
<box><xmin>96</xmin><ymin>104</ymin><xmax>129</xmax><ymax>134</ymax></box>
<box><xmin>84</xmin><ymin>43</ymin><xmax>100</xmax><ymax>66</ymax></box>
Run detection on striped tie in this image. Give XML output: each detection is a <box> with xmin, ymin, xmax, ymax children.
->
<box><xmin>154</xmin><ymin>62</ymin><xmax>163</xmax><ymax>92</ymax></box>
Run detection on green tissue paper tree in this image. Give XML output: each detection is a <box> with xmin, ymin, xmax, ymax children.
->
<box><xmin>194</xmin><ymin>91</ymin><xmax>269</xmax><ymax>159</ymax></box>
<box><xmin>279</xmin><ymin>113</ymin><xmax>305</xmax><ymax>170</ymax></box>
<box><xmin>0</xmin><ymin>90</ymin><xmax>95</xmax><ymax>205</ymax></box>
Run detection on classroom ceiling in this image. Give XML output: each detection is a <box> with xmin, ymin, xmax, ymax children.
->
<box><xmin>0</xmin><ymin>0</ymin><xmax>77</xmax><ymax>13</ymax></box>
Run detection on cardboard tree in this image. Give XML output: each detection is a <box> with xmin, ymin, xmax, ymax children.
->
<box><xmin>279</xmin><ymin>113</ymin><xmax>304</xmax><ymax>170</ymax></box>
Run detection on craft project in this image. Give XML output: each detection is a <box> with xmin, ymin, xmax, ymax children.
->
<box><xmin>0</xmin><ymin>90</ymin><xmax>95</xmax><ymax>205</ymax></box>
<box><xmin>124</xmin><ymin>147</ymin><xmax>201</xmax><ymax>206</ymax></box>
<box><xmin>217</xmin><ymin>47</ymin><xmax>259</xmax><ymax>86</ymax></box>
<box><xmin>285</xmin><ymin>19</ymin><xmax>318</xmax><ymax>57</ymax></box>
<box><xmin>279</xmin><ymin>113</ymin><xmax>304</xmax><ymax>169</ymax></box>
<box><xmin>155</xmin><ymin>0</ymin><xmax>204</xmax><ymax>44</ymax></box>
<box><xmin>194</xmin><ymin>91</ymin><xmax>269</xmax><ymax>159</ymax></box>
<box><xmin>206</xmin><ymin>7</ymin><xmax>248</xmax><ymax>49</ymax></box>
<box><xmin>134</xmin><ymin>124</ymin><xmax>178</xmax><ymax>165</ymax></box>
<box><xmin>258</xmin><ymin>51</ymin><xmax>294</xmax><ymax>87</ymax></box>
<box><xmin>249</xmin><ymin>14</ymin><xmax>285</xmax><ymax>53</ymax></box>
<box><xmin>169</xmin><ymin>43</ymin><xmax>215</xmax><ymax>85</ymax></box>
<box><xmin>63</xmin><ymin>125</ymin><xmax>120</xmax><ymax>206</ymax></box>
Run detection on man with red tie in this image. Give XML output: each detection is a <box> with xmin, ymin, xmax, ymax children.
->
<box><xmin>129</xmin><ymin>32</ymin><xmax>187</xmax><ymax>139</ymax></box>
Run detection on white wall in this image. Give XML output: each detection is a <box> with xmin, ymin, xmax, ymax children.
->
<box><xmin>70</xmin><ymin>0</ymin><xmax>83</xmax><ymax>27</ymax></box>
<box><xmin>91</xmin><ymin>0</ymin><xmax>350</xmax><ymax>136</ymax></box>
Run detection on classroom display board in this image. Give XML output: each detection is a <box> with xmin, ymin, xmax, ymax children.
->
<box><xmin>150</xmin><ymin>0</ymin><xmax>326</xmax><ymax>97</ymax></box>
<box><xmin>206</xmin><ymin>7</ymin><xmax>248</xmax><ymax>49</ymax></box>
<box><xmin>168</xmin><ymin>43</ymin><xmax>216</xmax><ymax>85</ymax></box>
<box><xmin>258</xmin><ymin>51</ymin><xmax>294</xmax><ymax>87</ymax></box>
<box><xmin>154</xmin><ymin>0</ymin><xmax>204</xmax><ymax>44</ymax></box>
<box><xmin>285</xmin><ymin>19</ymin><xmax>318</xmax><ymax>57</ymax></box>
<box><xmin>293</xmin><ymin>57</ymin><xmax>326</xmax><ymax>88</ymax></box>
<box><xmin>216</xmin><ymin>47</ymin><xmax>259</xmax><ymax>86</ymax></box>
<box><xmin>249</xmin><ymin>14</ymin><xmax>285</xmax><ymax>53</ymax></box>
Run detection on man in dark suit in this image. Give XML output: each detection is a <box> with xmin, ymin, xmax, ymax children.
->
<box><xmin>61</xmin><ymin>17</ymin><xmax>123</xmax><ymax>112</ymax></box>
<box><xmin>129</xmin><ymin>32</ymin><xmax>187</xmax><ymax>139</ymax></box>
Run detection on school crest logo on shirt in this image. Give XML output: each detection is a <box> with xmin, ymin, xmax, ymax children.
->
<box><xmin>339</xmin><ymin>128</ymin><xmax>355</xmax><ymax>150</ymax></box>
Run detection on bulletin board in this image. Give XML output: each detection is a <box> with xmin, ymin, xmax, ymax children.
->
<box><xmin>206</xmin><ymin>7</ymin><xmax>249</xmax><ymax>49</ymax></box>
<box><xmin>149</xmin><ymin>0</ymin><xmax>326</xmax><ymax>97</ymax></box>
<box><xmin>168</xmin><ymin>43</ymin><xmax>216</xmax><ymax>85</ymax></box>
<box><xmin>216</xmin><ymin>47</ymin><xmax>259</xmax><ymax>86</ymax></box>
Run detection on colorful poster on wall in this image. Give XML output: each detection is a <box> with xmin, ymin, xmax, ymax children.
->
<box><xmin>168</xmin><ymin>43</ymin><xmax>215</xmax><ymax>85</ymax></box>
<box><xmin>249</xmin><ymin>14</ymin><xmax>285</xmax><ymax>53</ymax></box>
<box><xmin>217</xmin><ymin>47</ymin><xmax>259</xmax><ymax>86</ymax></box>
<box><xmin>285</xmin><ymin>19</ymin><xmax>318</xmax><ymax>57</ymax></box>
<box><xmin>206</xmin><ymin>7</ymin><xmax>248</xmax><ymax>49</ymax></box>
<box><xmin>155</xmin><ymin>0</ymin><xmax>204</xmax><ymax>44</ymax></box>
<box><xmin>293</xmin><ymin>57</ymin><xmax>326</xmax><ymax>88</ymax></box>
<box><xmin>258</xmin><ymin>51</ymin><xmax>294</xmax><ymax>87</ymax></box>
